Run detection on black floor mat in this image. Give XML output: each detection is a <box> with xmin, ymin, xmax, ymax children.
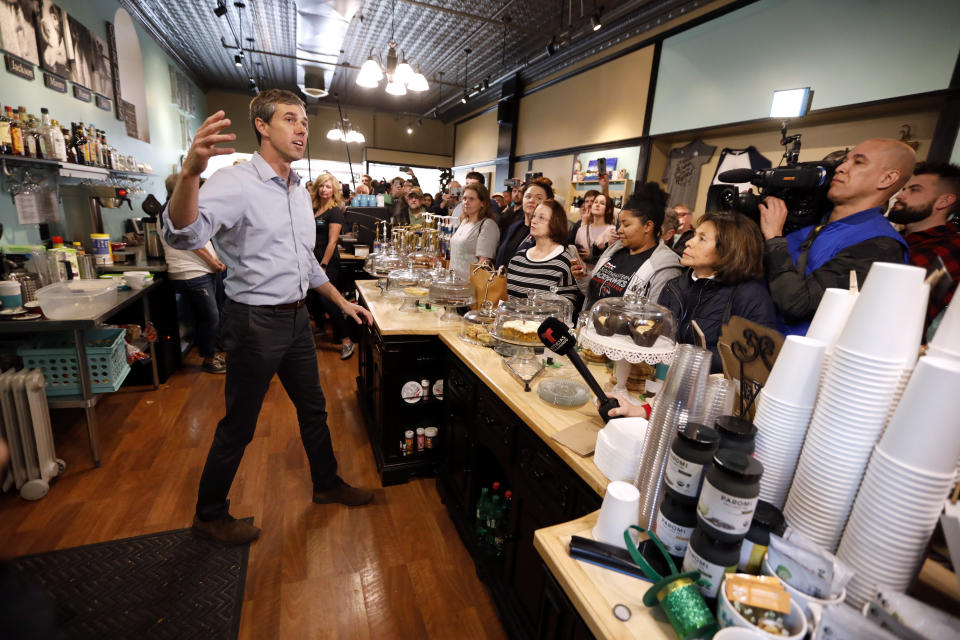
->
<box><xmin>7</xmin><ymin>521</ymin><xmax>251</xmax><ymax>640</ymax></box>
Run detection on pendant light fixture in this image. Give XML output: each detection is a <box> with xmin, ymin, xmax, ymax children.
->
<box><xmin>354</xmin><ymin>0</ymin><xmax>428</xmax><ymax>95</ymax></box>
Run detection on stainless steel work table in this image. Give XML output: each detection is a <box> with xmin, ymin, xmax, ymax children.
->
<box><xmin>0</xmin><ymin>280</ymin><xmax>161</xmax><ymax>466</ymax></box>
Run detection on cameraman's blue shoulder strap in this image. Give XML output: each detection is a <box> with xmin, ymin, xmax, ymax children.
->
<box><xmin>786</xmin><ymin>207</ymin><xmax>908</xmax><ymax>277</ymax></box>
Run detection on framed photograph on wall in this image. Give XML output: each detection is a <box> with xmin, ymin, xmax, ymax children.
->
<box><xmin>0</xmin><ymin>0</ymin><xmax>40</xmax><ymax>65</ymax></box>
<box><xmin>66</xmin><ymin>14</ymin><xmax>92</xmax><ymax>88</ymax></box>
<box><xmin>36</xmin><ymin>0</ymin><xmax>69</xmax><ymax>77</ymax></box>
<box><xmin>90</xmin><ymin>30</ymin><xmax>112</xmax><ymax>96</ymax></box>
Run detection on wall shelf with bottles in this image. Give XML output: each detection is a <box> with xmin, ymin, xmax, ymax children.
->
<box><xmin>1</xmin><ymin>153</ymin><xmax>154</xmax><ymax>181</ymax></box>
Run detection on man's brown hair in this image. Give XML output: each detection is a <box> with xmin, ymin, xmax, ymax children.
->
<box><xmin>700</xmin><ymin>210</ymin><xmax>765</xmax><ymax>283</ymax></box>
<box><xmin>249</xmin><ymin>89</ymin><xmax>305</xmax><ymax>146</ymax></box>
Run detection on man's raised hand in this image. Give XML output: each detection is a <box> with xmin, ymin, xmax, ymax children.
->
<box><xmin>182</xmin><ymin>111</ymin><xmax>236</xmax><ymax>177</ymax></box>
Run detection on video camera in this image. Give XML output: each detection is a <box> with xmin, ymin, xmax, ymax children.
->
<box><xmin>709</xmin><ymin>125</ymin><xmax>846</xmax><ymax>234</ymax></box>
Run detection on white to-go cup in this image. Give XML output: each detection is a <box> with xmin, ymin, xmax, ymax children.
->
<box><xmin>834</xmin><ymin>262</ymin><xmax>927</xmax><ymax>363</ymax></box>
<box><xmin>877</xmin><ymin>355</ymin><xmax>960</xmax><ymax>474</ymax></box>
<box><xmin>592</xmin><ymin>480</ymin><xmax>640</xmax><ymax>549</ymax></box>
<box><xmin>762</xmin><ymin>335</ymin><xmax>827</xmax><ymax>408</ymax></box>
<box><xmin>806</xmin><ymin>288</ymin><xmax>858</xmax><ymax>349</ymax></box>
<box><xmin>928</xmin><ymin>294</ymin><xmax>960</xmax><ymax>358</ymax></box>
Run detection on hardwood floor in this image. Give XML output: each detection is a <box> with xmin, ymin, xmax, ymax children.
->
<box><xmin>0</xmin><ymin>341</ymin><xmax>508</xmax><ymax>640</ymax></box>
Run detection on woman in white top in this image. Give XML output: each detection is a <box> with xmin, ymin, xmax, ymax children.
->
<box><xmin>574</xmin><ymin>192</ymin><xmax>616</xmax><ymax>269</ymax></box>
<box><xmin>448</xmin><ymin>183</ymin><xmax>500</xmax><ymax>279</ymax></box>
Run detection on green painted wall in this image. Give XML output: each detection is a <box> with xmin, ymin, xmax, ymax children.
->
<box><xmin>0</xmin><ymin>0</ymin><xmax>205</xmax><ymax>245</ymax></box>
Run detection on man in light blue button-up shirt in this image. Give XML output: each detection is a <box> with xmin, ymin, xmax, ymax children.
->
<box><xmin>164</xmin><ymin>90</ymin><xmax>374</xmax><ymax>545</ymax></box>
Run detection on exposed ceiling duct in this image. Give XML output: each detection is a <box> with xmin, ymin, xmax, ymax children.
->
<box><xmin>296</xmin><ymin>0</ymin><xmax>361</xmax><ymax>100</ymax></box>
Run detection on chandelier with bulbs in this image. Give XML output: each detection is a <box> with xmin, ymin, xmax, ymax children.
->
<box><xmin>326</xmin><ymin>117</ymin><xmax>365</xmax><ymax>144</ymax></box>
<box><xmin>355</xmin><ymin>42</ymin><xmax>429</xmax><ymax>96</ymax></box>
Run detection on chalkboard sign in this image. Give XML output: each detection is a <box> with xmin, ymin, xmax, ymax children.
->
<box><xmin>44</xmin><ymin>73</ymin><xmax>67</xmax><ymax>93</ymax></box>
<box><xmin>73</xmin><ymin>85</ymin><xmax>92</xmax><ymax>102</ymax></box>
<box><xmin>121</xmin><ymin>99</ymin><xmax>138</xmax><ymax>138</ymax></box>
<box><xmin>4</xmin><ymin>54</ymin><xmax>34</xmax><ymax>81</ymax></box>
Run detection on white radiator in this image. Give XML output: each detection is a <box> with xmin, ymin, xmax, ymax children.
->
<box><xmin>0</xmin><ymin>369</ymin><xmax>64</xmax><ymax>500</ymax></box>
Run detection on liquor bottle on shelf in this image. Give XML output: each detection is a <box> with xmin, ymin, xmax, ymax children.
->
<box><xmin>492</xmin><ymin>490</ymin><xmax>512</xmax><ymax>555</ymax></box>
<box><xmin>70</xmin><ymin>123</ymin><xmax>88</xmax><ymax>165</ymax></box>
<box><xmin>44</xmin><ymin>114</ymin><xmax>67</xmax><ymax>162</ymax></box>
<box><xmin>27</xmin><ymin>115</ymin><xmax>47</xmax><ymax>159</ymax></box>
<box><xmin>62</xmin><ymin>125</ymin><xmax>75</xmax><ymax>163</ymax></box>
<box><xmin>0</xmin><ymin>107</ymin><xmax>10</xmax><ymax>155</ymax></box>
<box><xmin>8</xmin><ymin>106</ymin><xmax>24</xmax><ymax>156</ymax></box>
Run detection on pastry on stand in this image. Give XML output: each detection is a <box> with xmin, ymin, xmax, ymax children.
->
<box><xmin>490</xmin><ymin>296</ymin><xmax>568</xmax><ymax>391</ymax></box>
<box><xmin>578</xmin><ymin>294</ymin><xmax>678</xmax><ymax>405</ymax></box>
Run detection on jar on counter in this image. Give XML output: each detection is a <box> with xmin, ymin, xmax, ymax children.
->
<box><xmin>714</xmin><ymin>415</ymin><xmax>757</xmax><ymax>454</ymax></box>
<box><xmin>681</xmin><ymin>525</ymin><xmax>741</xmax><ymax>600</ymax></box>
<box><xmin>656</xmin><ymin>487</ymin><xmax>698</xmax><ymax>560</ymax></box>
<box><xmin>697</xmin><ymin>449</ymin><xmax>763</xmax><ymax>542</ymax></box>
<box><xmin>404</xmin><ymin>429</ymin><xmax>415</xmax><ymax>456</ymax></box>
<box><xmin>424</xmin><ymin>426</ymin><xmax>437</xmax><ymax>449</ymax></box>
<box><xmin>664</xmin><ymin>423</ymin><xmax>720</xmax><ymax>499</ymax></box>
<box><xmin>416</xmin><ymin>427</ymin><xmax>425</xmax><ymax>452</ymax></box>
<box><xmin>737</xmin><ymin>500</ymin><xmax>785</xmax><ymax>573</ymax></box>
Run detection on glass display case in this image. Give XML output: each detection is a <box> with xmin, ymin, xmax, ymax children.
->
<box><xmin>459</xmin><ymin>301</ymin><xmax>497</xmax><ymax>346</ymax></box>
<box><xmin>427</xmin><ymin>271</ymin><xmax>475</xmax><ymax>322</ymax></box>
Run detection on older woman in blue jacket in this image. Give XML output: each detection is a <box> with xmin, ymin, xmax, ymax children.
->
<box><xmin>658</xmin><ymin>210</ymin><xmax>778</xmax><ymax>373</ymax></box>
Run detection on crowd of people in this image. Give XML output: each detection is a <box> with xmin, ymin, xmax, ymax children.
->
<box><xmin>155</xmin><ymin>89</ymin><xmax>959</xmax><ymax>544</ymax></box>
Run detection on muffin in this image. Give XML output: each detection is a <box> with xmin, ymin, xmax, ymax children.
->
<box><xmin>629</xmin><ymin>317</ymin><xmax>663</xmax><ymax>347</ymax></box>
<box><xmin>593</xmin><ymin>312</ymin><xmax>630</xmax><ymax>336</ymax></box>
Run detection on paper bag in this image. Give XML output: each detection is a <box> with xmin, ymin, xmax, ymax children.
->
<box><xmin>470</xmin><ymin>262</ymin><xmax>507</xmax><ymax>310</ymax></box>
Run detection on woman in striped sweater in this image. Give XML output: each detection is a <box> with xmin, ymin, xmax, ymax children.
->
<box><xmin>506</xmin><ymin>199</ymin><xmax>581</xmax><ymax>308</ymax></box>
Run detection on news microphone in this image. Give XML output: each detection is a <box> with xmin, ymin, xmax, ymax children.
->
<box><xmin>718</xmin><ymin>166</ymin><xmax>829</xmax><ymax>190</ymax></box>
<box><xmin>537</xmin><ymin>317</ymin><xmax>620</xmax><ymax>422</ymax></box>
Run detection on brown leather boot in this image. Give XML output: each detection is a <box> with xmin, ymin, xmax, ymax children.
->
<box><xmin>312</xmin><ymin>482</ymin><xmax>374</xmax><ymax>506</ymax></box>
<box><xmin>192</xmin><ymin>514</ymin><xmax>261</xmax><ymax>545</ymax></box>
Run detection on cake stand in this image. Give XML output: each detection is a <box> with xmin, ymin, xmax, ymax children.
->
<box><xmin>489</xmin><ymin>329</ymin><xmax>547</xmax><ymax>391</ymax></box>
<box><xmin>579</xmin><ymin>325</ymin><xmax>677</xmax><ymax>402</ymax></box>
<box><xmin>398</xmin><ymin>288</ymin><xmax>430</xmax><ymax>312</ymax></box>
<box><xmin>427</xmin><ymin>293</ymin><xmax>475</xmax><ymax>323</ymax></box>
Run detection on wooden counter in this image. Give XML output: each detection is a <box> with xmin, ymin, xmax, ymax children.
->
<box><xmin>359</xmin><ymin>277</ymin><xmax>611</xmax><ymax>494</ymax></box>
<box><xmin>440</xmin><ymin>333</ymin><xmax>610</xmax><ymax>496</ymax></box>
<box><xmin>534</xmin><ymin>511</ymin><xmax>674</xmax><ymax>640</ymax></box>
<box><xmin>356</xmin><ymin>280</ymin><xmax>454</xmax><ymax>335</ymax></box>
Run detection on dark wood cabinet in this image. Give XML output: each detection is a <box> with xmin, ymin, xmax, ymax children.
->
<box><xmin>436</xmin><ymin>348</ymin><xmax>603</xmax><ymax>640</ymax></box>
<box><xmin>355</xmin><ymin>316</ymin><xmax>445</xmax><ymax>485</ymax></box>
<box><xmin>537</xmin><ymin>567</ymin><xmax>596</xmax><ymax>640</ymax></box>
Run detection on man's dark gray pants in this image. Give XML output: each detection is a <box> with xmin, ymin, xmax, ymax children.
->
<box><xmin>195</xmin><ymin>299</ymin><xmax>340</xmax><ymax>521</ymax></box>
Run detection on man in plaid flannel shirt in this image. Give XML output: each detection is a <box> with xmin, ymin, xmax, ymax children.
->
<box><xmin>890</xmin><ymin>162</ymin><xmax>960</xmax><ymax>335</ymax></box>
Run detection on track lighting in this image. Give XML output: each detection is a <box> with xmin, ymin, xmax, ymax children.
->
<box><xmin>406</xmin><ymin>125</ymin><xmax>413</xmax><ymax>135</ymax></box>
<box><xmin>591</xmin><ymin>13</ymin><xmax>602</xmax><ymax>31</ymax></box>
<box><xmin>247</xmin><ymin>78</ymin><xmax>258</xmax><ymax>96</ymax></box>
<box><xmin>234</xmin><ymin>52</ymin><xmax>244</xmax><ymax>67</ymax></box>
<box><xmin>460</xmin><ymin>91</ymin><xmax>468</xmax><ymax>104</ymax></box>
<box><xmin>213</xmin><ymin>0</ymin><xmax>227</xmax><ymax>17</ymax></box>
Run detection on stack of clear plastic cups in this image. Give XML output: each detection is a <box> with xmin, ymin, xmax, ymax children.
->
<box><xmin>633</xmin><ymin>344</ymin><xmax>712</xmax><ymax>529</ymax></box>
<box><xmin>701</xmin><ymin>375</ymin><xmax>736</xmax><ymax>428</ymax></box>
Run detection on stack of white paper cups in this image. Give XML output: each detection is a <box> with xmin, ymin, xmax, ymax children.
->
<box><xmin>753</xmin><ymin>336</ymin><xmax>827</xmax><ymax>508</ymax></box>
<box><xmin>783</xmin><ymin>263</ymin><xmax>928</xmax><ymax>551</ymax></box>
<box><xmin>837</xmin><ymin>356</ymin><xmax>960</xmax><ymax>607</ymax></box>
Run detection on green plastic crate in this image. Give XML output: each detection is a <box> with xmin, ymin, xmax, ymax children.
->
<box><xmin>18</xmin><ymin>328</ymin><xmax>131</xmax><ymax>396</ymax></box>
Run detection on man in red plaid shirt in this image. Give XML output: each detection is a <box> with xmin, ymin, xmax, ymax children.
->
<box><xmin>889</xmin><ymin>162</ymin><xmax>960</xmax><ymax>335</ymax></box>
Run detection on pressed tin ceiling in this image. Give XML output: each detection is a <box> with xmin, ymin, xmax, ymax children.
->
<box><xmin>121</xmin><ymin>0</ymin><xmax>710</xmax><ymax>120</ymax></box>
